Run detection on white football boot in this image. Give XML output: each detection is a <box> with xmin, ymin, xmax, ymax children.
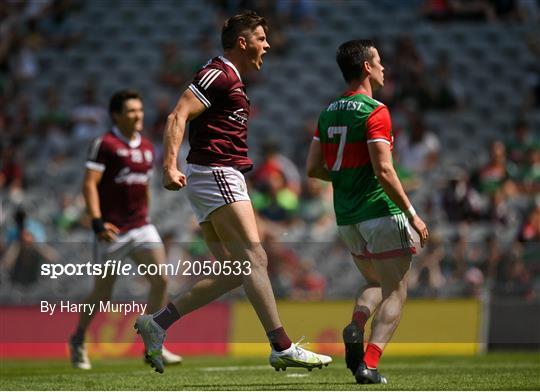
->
<box><xmin>269</xmin><ymin>338</ymin><xmax>332</xmax><ymax>371</ymax></box>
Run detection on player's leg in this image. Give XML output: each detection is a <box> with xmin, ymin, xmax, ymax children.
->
<box><xmin>355</xmin><ymin>254</ymin><xmax>410</xmax><ymax>385</ymax></box>
<box><xmin>354</xmin><ymin>213</ymin><xmax>414</xmax><ymax>384</ymax></box>
<box><xmin>167</xmin><ymin>221</ymin><xmax>243</xmax><ymax>314</ymax></box>
<box><xmin>135</xmin><ymin>222</ymin><xmax>241</xmax><ymax>373</ymax></box>
<box><xmin>129</xmin><ymin>244</ymin><xmax>183</xmax><ymax>366</ymax></box>
<box><xmin>368</xmin><ymin>255</ymin><xmax>410</xmax><ymax>351</ymax></box>
<box><xmin>352</xmin><ymin>256</ymin><xmax>383</xmax><ymax>326</ymax></box>
<box><xmin>209</xmin><ymin>201</ymin><xmax>332</xmax><ymax>370</ymax></box>
<box><xmin>129</xmin><ymin>246</ymin><xmax>168</xmax><ymax>313</ymax></box>
<box><xmin>69</xmin><ymin>273</ymin><xmax>116</xmax><ymax>369</ymax></box>
<box><xmin>343</xmin><ymin>255</ymin><xmax>382</xmax><ymax>374</ymax></box>
<box><xmin>209</xmin><ymin>201</ymin><xmax>281</xmax><ymax>332</ymax></box>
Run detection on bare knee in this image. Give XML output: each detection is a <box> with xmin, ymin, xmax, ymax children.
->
<box><xmin>244</xmin><ymin>244</ymin><xmax>268</xmax><ymax>271</ymax></box>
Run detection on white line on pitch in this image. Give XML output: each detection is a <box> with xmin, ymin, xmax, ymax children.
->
<box><xmin>286</xmin><ymin>373</ymin><xmax>309</xmax><ymax>378</ymax></box>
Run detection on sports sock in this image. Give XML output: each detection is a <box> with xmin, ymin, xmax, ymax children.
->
<box><xmin>267</xmin><ymin>327</ymin><xmax>292</xmax><ymax>351</ymax></box>
<box><xmin>364</xmin><ymin>343</ymin><xmax>383</xmax><ymax>369</ymax></box>
<box><xmin>152</xmin><ymin>303</ymin><xmax>181</xmax><ymax>330</ymax></box>
<box><xmin>352</xmin><ymin>309</ymin><xmax>369</xmax><ymax>330</ymax></box>
<box><xmin>71</xmin><ymin>326</ymin><xmax>86</xmax><ymax>344</ymax></box>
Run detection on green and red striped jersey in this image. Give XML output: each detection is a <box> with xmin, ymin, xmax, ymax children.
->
<box><xmin>315</xmin><ymin>91</ymin><xmax>401</xmax><ymax>225</ymax></box>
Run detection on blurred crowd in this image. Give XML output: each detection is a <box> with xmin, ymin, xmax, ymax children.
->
<box><xmin>1</xmin><ymin>0</ymin><xmax>539</xmax><ymax>301</ymax></box>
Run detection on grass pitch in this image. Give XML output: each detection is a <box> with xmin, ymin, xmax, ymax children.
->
<box><xmin>1</xmin><ymin>352</ymin><xmax>539</xmax><ymax>390</ymax></box>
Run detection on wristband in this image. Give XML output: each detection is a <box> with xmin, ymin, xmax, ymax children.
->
<box><xmin>91</xmin><ymin>218</ymin><xmax>106</xmax><ymax>234</ymax></box>
<box><xmin>404</xmin><ymin>205</ymin><xmax>417</xmax><ymax>219</ymax></box>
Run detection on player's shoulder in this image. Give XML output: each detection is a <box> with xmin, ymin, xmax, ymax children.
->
<box><xmin>89</xmin><ymin>131</ymin><xmax>114</xmax><ymax>150</ymax></box>
<box><xmin>139</xmin><ymin>135</ymin><xmax>154</xmax><ymax>150</ymax></box>
<box><xmin>359</xmin><ymin>94</ymin><xmax>387</xmax><ymax>110</ymax></box>
<box><xmin>196</xmin><ymin>58</ymin><xmax>229</xmax><ymax>79</ymax></box>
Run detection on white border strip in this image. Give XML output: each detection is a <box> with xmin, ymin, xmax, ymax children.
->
<box><xmin>189</xmin><ymin>84</ymin><xmax>211</xmax><ymax>108</ymax></box>
<box><xmin>85</xmin><ymin>161</ymin><xmax>105</xmax><ymax>172</ymax></box>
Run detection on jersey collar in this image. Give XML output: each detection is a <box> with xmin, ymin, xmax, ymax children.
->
<box><xmin>343</xmin><ymin>88</ymin><xmax>370</xmax><ymax>97</ymax></box>
<box><xmin>112</xmin><ymin>126</ymin><xmax>141</xmax><ymax>148</ymax></box>
<box><xmin>219</xmin><ymin>56</ymin><xmax>242</xmax><ymax>82</ymax></box>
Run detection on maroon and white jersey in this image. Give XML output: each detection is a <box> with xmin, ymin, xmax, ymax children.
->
<box><xmin>86</xmin><ymin>127</ymin><xmax>154</xmax><ymax>233</ymax></box>
<box><xmin>187</xmin><ymin>56</ymin><xmax>252</xmax><ymax>172</ymax></box>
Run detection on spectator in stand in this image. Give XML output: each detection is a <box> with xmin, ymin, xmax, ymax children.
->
<box><xmin>518</xmin><ymin>203</ymin><xmax>540</xmax><ymax>243</ymax></box>
<box><xmin>290</xmin><ymin>259</ymin><xmax>326</xmax><ymax>301</ymax></box>
<box><xmin>10</xmin><ymin>95</ymin><xmax>34</xmax><ymax>139</ymax></box>
<box><xmin>252</xmin><ymin>140</ymin><xmax>301</xmax><ymax>195</ymax></box>
<box><xmin>1</xmin><ymin>208</ymin><xmax>58</xmax><ymax>286</ymax></box>
<box><xmin>448</xmin><ymin>229</ymin><xmax>468</xmax><ymax>283</ymax></box>
<box><xmin>252</xmin><ymin>168</ymin><xmax>299</xmax><ymax>223</ymax></box>
<box><xmin>482</xmin><ymin>233</ymin><xmax>503</xmax><ymax>283</ymax></box>
<box><xmin>37</xmin><ymin>119</ymin><xmax>70</xmax><ymax>164</ymax></box>
<box><xmin>495</xmin><ymin>241</ymin><xmax>534</xmax><ymax>298</ymax></box>
<box><xmin>525</xmin><ymin>32</ymin><xmax>540</xmax><ymax>109</ymax></box>
<box><xmin>422</xmin><ymin>0</ymin><xmax>454</xmax><ymax>21</ymax></box>
<box><xmin>12</xmin><ymin>35</ymin><xmax>40</xmax><ymax>83</ymax></box>
<box><xmin>276</xmin><ymin>0</ymin><xmax>316</xmax><ymax>30</ymax></box>
<box><xmin>0</xmin><ymin>143</ymin><xmax>24</xmax><ymax>203</ymax></box>
<box><xmin>264</xmin><ymin>229</ymin><xmax>326</xmax><ymax>300</ymax></box>
<box><xmin>517</xmin><ymin>148</ymin><xmax>540</xmax><ymax>194</ymax></box>
<box><xmin>476</xmin><ymin>140</ymin><xmax>518</xmax><ymax>195</ymax></box>
<box><xmin>423</xmin><ymin>0</ymin><xmax>497</xmax><ymax>22</ymax></box>
<box><xmin>505</xmin><ymin>119</ymin><xmax>539</xmax><ymax>166</ymax></box>
<box><xmin>516</xmin><ymin>0</ymin><xmax>540</xmax><ymax>23</ymax></box>
<box><xmin>396</xmin><ymin>114</ymin><xmax>440</xmax><ymax>175</ymax></box>
<box><xmin>297</xmin><ymin>179</ymin><xmax>334</xmax><ymax>236</ymax></box>
<box><xmin>393</xmin><ymin>35</ymin><xmax>425</xmax><ymax>86</ymax></box>
<box><xmin>39</xmin><ymin>87</ymin><xmax>69</xmax><ymax>130</ymax></box>
<box><xmin>39</xmin><ymin>0</ymin><xmax>83</xmax><ymax>49</ymax></box>
<box><xmin>34</xmin><ymin>88</ymin><xmax>70</xmax><ymax>163</ymax></box>
<box><xmin>489</xmin><ymin>178</ymin><xmax>520</xmax><ymax>227</ymax></box>
<box><xmin>408</xmin><ymin>232</ymin><xmax>446</xmax><ymax>294</ymax></box>
<box><xmin>53</xmin><ymin>193</ymin><xmax>85</xmax><ymax>234</ymax></box>
<box><xmin>428</xmin><ymin>52</ymin><xmax>465</xmax><ymax>110</ymax></box>
<box><xmin>157</xmin><ymin>42</ymin><xmax>194</xmax><ymax>91</ymax></box>
<box><xmin>71</xmin><ymin>84</ymin><xmax>108</xmax><ymax>142</ymax></box>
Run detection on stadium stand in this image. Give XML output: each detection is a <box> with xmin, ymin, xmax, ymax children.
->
<box><xmin>1</xmin><ymin>0</ymin><xmax>539</xmax><ymax>303</ymax></box>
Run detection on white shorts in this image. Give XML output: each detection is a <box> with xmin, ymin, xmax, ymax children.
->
<box><xmin>185</xmin><ymin>163</ymin><xmax>250</xmax><ymax>223</ymax></box>
<box><xmin>338</xmin><ymin>213</ymin><xmax>416</xmax><ymax>259</ymax></box>
<box><xmin>94</xmin><ymin>224</ymin><xmax>163</xmax><ymax>262</ymax></box>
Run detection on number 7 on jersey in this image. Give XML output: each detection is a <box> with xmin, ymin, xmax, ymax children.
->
<box><xmin>327</xmin><ymin>126</ymin><xmax>348</xmax><ymax>171</ymax></box>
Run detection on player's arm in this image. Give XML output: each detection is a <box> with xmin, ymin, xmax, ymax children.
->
<box><xmin>306</xmin><ymin>138</ymin><xmax>331</xmax><ymax>182</ymax></box>
<box><xmin>368</xmin><ymin>142</ymin><xmax>428</xmax><ymax>247</ymax></box>
<box><xmin>367</xmin><ymin>108</ymin><xmax>429</xmax><ymax>247</ymax></box>
<box><xmin>82</xmin><ymin>168</ymin><xmax>119</xmax><ymax>242</ymax></box>
<box><xmin>162</xmin><ymin>89</ymin><xmax>206</xmax><ymax>190</ymax></box>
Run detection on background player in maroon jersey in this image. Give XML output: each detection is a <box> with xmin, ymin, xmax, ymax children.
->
<box><xmin>69</xmin><ymin>90</ymin><xmax>182</xmax><ymax>369</ymax></box>
<box><xmin>134</xmin><ymin>11</ymin><xmax>332</xmax><ymax>373</ymax></box>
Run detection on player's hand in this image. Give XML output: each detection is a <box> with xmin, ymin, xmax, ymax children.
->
<box><xmin>409</xmin><ymin>215</ymin><xmax>429</xmax><ymax>248</ymax></box>
<box><xmin>98</xmin><ymin>222</ymin><xmax>120</xmax><ymax>242</ymax></box>
<box><xmin>163</xmin><ymin>167</ymin><xmax>187</xmax><ymax>190</ymax></box>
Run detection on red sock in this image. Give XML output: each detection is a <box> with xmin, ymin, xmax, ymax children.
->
<box><xmin>364</xmin><ymin>343</ymin><xmax>383</xmax><ymax>369</ymax></box>
<box><xmin>267</xmin><ymin>327</ymin><xmax>292</xmax><ymax>351</ymax></box>
<box><xmin>352</xmin><ymin>310</ymin><xmax>369</xmax><ymax>330</ymax></box>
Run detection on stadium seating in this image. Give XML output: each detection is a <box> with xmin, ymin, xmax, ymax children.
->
<box><xmin>2</xmin><ymin>0</ymin><xmax>539</xmax><ymax>301</ymax></box>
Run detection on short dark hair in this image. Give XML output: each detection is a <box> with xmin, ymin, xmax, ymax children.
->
<box><xmin>109</xmin><ymin>89</ymin><xmax>142</xmax><ymax>117</ymax></box>
<box><xmin>221</xmin><ymin>10</ymin><xmax>267</xmax><ymax>50</ymax></box>
<box><xmin>336</xmin><ymin>40</ymin><xmax>376</xmax><ymax>83</ymax></box>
